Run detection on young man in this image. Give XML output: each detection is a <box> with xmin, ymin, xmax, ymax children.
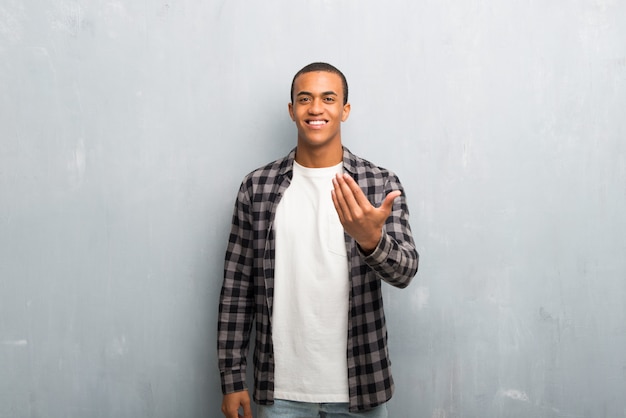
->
<box><xmin>218</xmin><ymin>63</ymin><xmax>419</xmax><ymax>418</ymax></box>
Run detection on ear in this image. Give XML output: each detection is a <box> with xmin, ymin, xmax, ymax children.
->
<box><xmin>341</xmin><ymin>102</ymin><xmax>351</xmax><ymax>122</ymax></box>
<box><xmin>288</xmin><ymin>102</ymin><xmax>295</xmax><ymax>121</ymax></box>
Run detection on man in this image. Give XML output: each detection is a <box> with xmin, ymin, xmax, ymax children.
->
<box><xmin>218</xmin><ymin>62</ymin><xmax>418</xmax><ymax>418</ymax></box>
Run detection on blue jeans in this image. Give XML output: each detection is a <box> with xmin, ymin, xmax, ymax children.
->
<box><xmin>257</xmin><ymin>399</ymin><xmax>388</xmax><ymax>418</ymax></box>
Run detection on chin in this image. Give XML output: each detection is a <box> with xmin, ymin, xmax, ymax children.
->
<box><xmin>302</xmin><ymin>139</ymin><xmax>335</xmax><ymax>149</ymax></box>
<box><xmin>300</xmin><ymin>134</ymin><xmax>340</xmax><ymax>147</ymax></box>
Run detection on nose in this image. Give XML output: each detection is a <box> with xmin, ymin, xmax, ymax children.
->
<box><xmin>308</xmin><ymin>98</ymin><xmax>323</xmax><ymax>114</ymax></box>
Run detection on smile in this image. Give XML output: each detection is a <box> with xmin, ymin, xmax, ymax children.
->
<box><xmin>307</xmin><ymin>120</ymin><xmax>327</xmax><ymax>126</ymax></box>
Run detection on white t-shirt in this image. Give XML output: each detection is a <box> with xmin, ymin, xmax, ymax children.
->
<box><xmin>272</xmin><ymin>161</ymin><xmax>350</xmax><ymax>403</ymax></box>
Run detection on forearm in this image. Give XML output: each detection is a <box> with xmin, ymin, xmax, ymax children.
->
<box><xmin>217</xmin><ymin>282</ymin><xmax>254</xmax><ymax>394</ymax></box>
<box><xmin>361</xmin><ymin>228</ymin><xmax>419</xmax><ymax>288</ymax></box>
<box><xmin>361</xmin><ymin>178</ymin><xmax>419</xmax><ymax>287</ymax></box>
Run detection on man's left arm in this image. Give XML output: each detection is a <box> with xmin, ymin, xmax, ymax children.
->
<box><xmin>332</xmin><ymin>172</ymin><xmax>419</xmax><ymax>288</ymax></box>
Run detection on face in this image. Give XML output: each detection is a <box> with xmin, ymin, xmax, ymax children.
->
<box><xmin>288</xmin><ymin>71</ymin><xmax>351</xmax><ymax>151</ymax></box>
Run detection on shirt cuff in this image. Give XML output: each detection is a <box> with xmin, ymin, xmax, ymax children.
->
<box><xmin>359</xmin><ymin>233</ymin><xmax>392</xmax><ymax>265</ymax></box>
<box><xmin>220</xmin><ymin>368</ymin><xmax>248</xmax><ymax>395</ymax></box>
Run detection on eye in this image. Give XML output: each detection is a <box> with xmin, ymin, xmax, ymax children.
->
<box><xmin>324</xmin><ymin>97</ymin><xmax>335</xmax><ymax>102</ymax></box>
<box><xmin>299</xmin><ymin>97</ymin><xmax>311</xmax><ymax>103</ymax></box>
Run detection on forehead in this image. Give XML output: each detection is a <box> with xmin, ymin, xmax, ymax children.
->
<box><xmin>293</xmin><ymin>71</ymin><xmax>343</xmax><ymax>94</ymax></box>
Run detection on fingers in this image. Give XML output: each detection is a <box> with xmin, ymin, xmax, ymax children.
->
<box><xmin>221</xmin><ymin>403</ymin><xmax>238</xmax><ymax>418</ymax></box>
<box><xmin>221</xmin><ymin>391</ymin><xmax>251</xmax><ymax>418</ymax></box>
<box><xmin>333</xmin><ymin>173</ymin><xmax>401</xmax><ymax>216</ymax></box>
<box><xmin>242</xmin><ymin>400</ymin><xmax>253</xmax><ymax>418</ymax></box>
<box><xmin>342</xmin><ymin>173</ymin><xmax>371</xmax><ymax>207</ymax></box>
<box><xmin>332</xmin><ymin>173</ymin><xmax>369</xmax><ymax>219</ymax></box>
<box><xmin>331</xmin><ymin>188</ymin><xmax>345</xmax><ymax>223</ymax></box>
<box><xmin>332</xmin><ymin>174</ymin><xmax>355</xmax><ymax>218</ymax></box>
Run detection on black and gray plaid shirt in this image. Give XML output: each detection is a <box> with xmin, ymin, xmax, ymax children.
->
<box><xmin>218</xmin><ymin>147</ymin><xmax>419</xmax><ymax>412</ymax></box>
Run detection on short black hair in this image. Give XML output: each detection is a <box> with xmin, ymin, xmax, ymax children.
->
<box><xmin>290</xmin><ymin>62</ymin><xmax>349</xmax><ymax>105</ymax></box>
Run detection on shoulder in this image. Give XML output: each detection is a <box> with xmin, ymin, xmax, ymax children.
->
<box><xmin>344</xmin><ymin>147</ymin><xmax>400</xmax><ymax>186</ymax></box>
<box><xmin>240</xmin><ymin>148</ymin><xmax>295</xmax><ymax>191</ymax></box>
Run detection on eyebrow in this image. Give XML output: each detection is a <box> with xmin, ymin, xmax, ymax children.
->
<box><xmin>296</xmin><ymin>91</ymin><xmax>338</xmax><ymax>97</ymax></box>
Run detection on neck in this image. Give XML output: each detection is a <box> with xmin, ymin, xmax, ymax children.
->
<box><xmin>295</xmin><ymin>143</ymin><xmax>343</xmax><ymax>168</ymax></box>
<box><xmin>295</xmin><ymin>137</ymin><xmax>344</xmax><ymax>168</ymax></box>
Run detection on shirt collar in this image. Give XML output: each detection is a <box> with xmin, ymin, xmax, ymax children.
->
<box><xmin>280</xmin><ymin>146</ymin><xmax>358</xmax><ymax>176</ymax></box>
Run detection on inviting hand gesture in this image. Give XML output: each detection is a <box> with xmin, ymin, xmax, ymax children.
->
<box><xmin>331</xmin><ymin>173</ymin><xmax>401</xmax><ymax>254</ymax></box>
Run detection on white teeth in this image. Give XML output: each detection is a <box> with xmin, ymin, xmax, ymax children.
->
<box><xmin>309</xmin><ymin>120</ymin><xmax>326</xmax><ymax>126</ymax></box>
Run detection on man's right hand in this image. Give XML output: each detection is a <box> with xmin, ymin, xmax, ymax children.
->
<box><xmin>221</xmin><ymin>390</ymin><xmax>253</xmax><ymax>418</ymax></box>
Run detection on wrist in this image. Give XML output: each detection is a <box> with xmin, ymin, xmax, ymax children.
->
<box><xmin>358</xmin><ymin>234</ymin><xmax>382</xmax><ymax>255</ymax></box>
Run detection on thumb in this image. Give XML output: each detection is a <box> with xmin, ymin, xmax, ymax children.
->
<box><xmin>380</xmin><ymin>190</ymin><xmax>401</xmax><ymax>214</ymax></box>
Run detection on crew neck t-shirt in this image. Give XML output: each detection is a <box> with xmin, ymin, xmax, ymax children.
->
<box><xmin>272</xmin><ymin>161</ymin><xmax>350</xmax><ymax>403</ymax></box>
